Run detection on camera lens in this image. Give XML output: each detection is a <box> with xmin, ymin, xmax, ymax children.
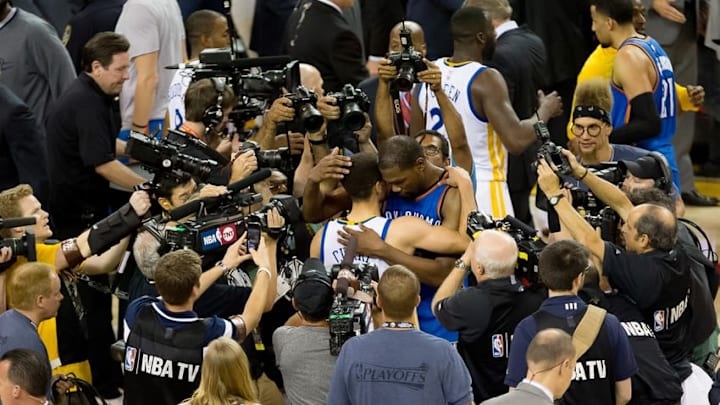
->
<box><xmin>299</xmin><ymin>103</ymin><xmax>324</xmax><ymax>132</ymax></box>
<box><xmin>341</xmin><ymin>102</ymin><xmax>365</xmax><ymax>131</ymax></box>
<box><xmin>395</xmin><ymin>63</ymin><xmax>415</xmax><ymax>92</ymax></box>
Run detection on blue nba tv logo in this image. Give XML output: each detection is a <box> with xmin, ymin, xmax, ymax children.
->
<box><xmin>125</xmin><ymin>346</ymin><xmax>137</xmax><ymax>372</ymax></box>
<box><xmin>653</xmin><ymin>310</ymin><xmax>665</xmax><ymax>332</ymax></box>
<box><xmin>492</xmin><ymin>334</ymin><xmax>504</xmax><ymax>358</ymax></box>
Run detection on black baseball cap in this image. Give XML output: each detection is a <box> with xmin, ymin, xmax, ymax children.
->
<box><xmin>619</xmin><ymin>155</ymin><xmax>663</xmax><ymax>180</ymax></box>
<box><xmin>293</xmin><ymin>258</ymin><xmax>334</xmax><ymax>319</ymax></box>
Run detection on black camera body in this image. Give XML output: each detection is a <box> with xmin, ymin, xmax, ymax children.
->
<box><xmin>326</xmin><ymin>84</ymin><xmax>370</xmax><ymax>131</ymax></box>
<box><xmin>247</xmin><ymin>194</ymin><xmax>302</xmax><ymax>230</ymax></box>
<box><xmin>285</xmin><ymin>86</ymin><xmax>324</xmax><ymax>133</ymax></box>
<box><xmin>466</xmin><ymin>211</ymin><xmax>545</xmax><ymax>286</ymax></box>
<box><xmin>567</xmin><ymin>162</ymin><xmax>625</xmax><ymax>243</ymax></box>
<box><xmin>387</xmin><ymin>28</ymin><xmax>427</xmax><ymax>92</ymax></box>
<box><xmin>327</xmin><ymin>262</ymin><xmax>378</xmax><ymax>355</ymax></box>
<box><xmin>239</xmin><ymin>140</ymin><xmax>292</xmax><ymax>173</ymax></box>
<box><xmin>126</xmin><ymin>132</ymin><xmax>219</xmax><ymax>181</ymax></box>
<box><xmin>533</xmin><ymin>120</ymin><xmax>573</xmax><ymax>176</ymax></box>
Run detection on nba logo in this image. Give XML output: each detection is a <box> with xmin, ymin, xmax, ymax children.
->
<box><xmin>492</xmin><ymin>334</ymin><xmax>504</xmax><ymax>358</ymax></box>
<box><xmin>125</xmin><ymin>346</ymin><xmax>137</xmax><ymax>372</ymax></box>
<box><xmin>653</xmin><ymin>310</ymin><xmax>665</xmax><ymax>332</ymax></box>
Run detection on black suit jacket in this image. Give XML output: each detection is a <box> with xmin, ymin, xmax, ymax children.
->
<box><xmin>283</xmin><ymin>0</ymin><xmax>368</xmax><ymax>92</ymax></box>
<box><xmin>487</xmin><ymin>26</ymin><xmax>546</xmax><ymax>193</ymax></box>
<box><xmin>0</xmin><ymin>84</ymin><xmax>49</xmax><ymax>202</ymax></box>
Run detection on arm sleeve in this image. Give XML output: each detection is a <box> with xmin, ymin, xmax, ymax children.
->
<box><xmin>444</xmin><ymin>345</ymin><xmax>474</xmax><ymax>405</ymax></box>
<box><xmin>115</xmin><ymin>2</ymin><xmax>160</xmax><ymax>58</ymax></box>
<box><xmin>434</xmin><ymin>288</ymin><xmax>492</xmax><ymax>340</ymax></box>
<box><xmin>605</xmin><ymin>314</ymin><xmax>638</xmax><ymax>380</ymax></box>
<box><xmin>330</xmin><ymin>30</ymin><xmax>369</xmax><ymax>87</ymax></box>
<box><xmin>504</xmin><ymin>317</ymin><xmax>536</xmax><ymax>387</ymax></box>
<box><xmin>602</xmin><ymin>242</ymin><xmax>663</xmax><ymax>308</ymax></box>
<box><xmin>609</xmin><ymin>92</ymin><xmax>662</xmax><ymax>144</ymax></box>
<box><xmin>205</xmin><ymin>317</ymin><xmax>236</xmax><ymax>344</ymax></box>
<box><xmin>5</xmin><ymin>98</ymin><xmax>49</xmax><ymax>203</ymax></box>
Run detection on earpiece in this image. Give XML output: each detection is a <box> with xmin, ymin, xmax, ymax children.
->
<box><xmin>201</xmin><ymin>78</ymin><xmax>225</xmax><ymax>129</ymax></box>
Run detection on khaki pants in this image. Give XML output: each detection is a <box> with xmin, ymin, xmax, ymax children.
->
<box><xmin>253</xmin><ymin>372</ymin><xmax>284</xmax><ymax>405</ymax></box>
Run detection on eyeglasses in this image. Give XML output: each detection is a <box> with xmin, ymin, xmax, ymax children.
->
<box><xmin>423</xmin><ymin>145</ymin><xmax>442</xmax><ymax>157</ymax></box>
<box><xmin>571</xmin><ymin>123</ymin><xmax>603</xmax><ymax>137</ymax></box>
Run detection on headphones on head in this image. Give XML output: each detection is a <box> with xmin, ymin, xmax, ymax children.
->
<box><xmin>201</xmin><ymin>78</ymin><xmax>225</xmax><ymax>129</ymax></box>
<box><xmin>291</xmin><ymin>268</ymin><xmax>333</xmax><ymax>297</ymax></box>
<box><xmin>647</xmin><ymin>151</ymin><xmax>673</xmax><ymax>194</ymax></box>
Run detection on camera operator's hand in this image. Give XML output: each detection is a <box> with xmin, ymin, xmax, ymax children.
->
<box><xmin>536</xmin><ymin>90</ymin><xmax>563</xmax><ymax>121</ymax></box>
<box><xmin>308</xmin><ymin>147</ymin><xmax>352</xmax><ymax>183</ymax></box>
<box><xmin>129</xmin><ymin>190</ymin><xmax>151</xmax><ymax>216</ymax></box>
<box><xmin>222</xmin><ymin>233</ymin><xmax>252</xmax><ymax>269</ymax></box>
<box><xmin>536</xmin><ymin>158</ymin><xmax>562</xmax><ymax>197</ymax></box>
<box><xmin>266</xmin><ymin>207</ymin><xmax>286</xmax><ymax>238</ymax></box>
<box><xmin>249</xmin><ymin>236</ymin><xmax>273</xmax><ymax>270</ymax></box>
<box><xmin>318</xmin><ymin>95</ymin><xmax>341</xmax><ymax>121</ymax></box>
<box><xmin>559</xmin><ymin>148</ymin><xmax>586</xmax><ymax>180</ymax></box>
<box><xmin>197</xmin><ymin>184</ymin><xmax>228</xmax><ymax>199</ymax></box>
<box><xmin>338</xmin><ymin>224</ymin><xmax>385</xmax><ymax>257</ymax></box>
<box><xmin>377</xmin><ymin>59</ymin><xmax>398</xmax><ymax>84</ymax></box>
<box><xmin>267</xmin><ymin>97</ymin><xmax>295</xmax><ymax>124</ymax></box>
<box><xmin>231</xmin><ymin>149</ymin><xmax>258</xmax><ymax>181</ymax></box>
<box><xmin>442</xmin><ymin>166</ymin><xmax>472</xmax><ymax>188</ymax></box>
<box><xmin>0</xmin><ymin>247</ymin><xmax>12</xmax><ymax>264</ymax></box>
<box><xmin>687</xmin><ymin>85</ymin><xmax>705</xmax><ymax>107</ymax></box>
<box><xmin>51</xmin><ymin>374</ymin><xmax>73</xmax><ymax>397</ymax></box>
<box><xmin>417</xmin><ymin>58</ymin><xmax>442</xmax><ymax>92</ymax></box>
<box><xmin>275</xmin><ymin>132</ymin><xmax>305</xmax><ymax>156</ymax></box>
<box><xmin>354</xmin><ymin>113</ymin><xmax>373</xmax><ymax>144</ymax></box>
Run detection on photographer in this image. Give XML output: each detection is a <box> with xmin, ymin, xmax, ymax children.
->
<box><xmin>0</xmin><ymin>184</ymin><xmax>149</xmax><ymax>386</ymax></box>
<box><xmin>432</xmin><ymin>230</ymin><xmax>545</xmax><ymax>403</ymax></box>
<box><xmin>123</xmin><ymin>235</ymin><xmax>278</xmax><ymax>405</ymax></box>
<box><xmin>175</xmin><ymin>78</ymin><xmax>258</xmax><ymax>186</ymax></box>
<box><xmin>327</xmin><ymin>265</ymin><xmax>473</xmax><ymax>405</ymax></box>
<box><xmin>536</xmin><ymin>149</ymin><xmax>698</xmax><ymax>389</ymax></box>
<box><xmin>272</xmin><ymin>258</ymin><xmax>336</xmax><ymax>405</ymax></box>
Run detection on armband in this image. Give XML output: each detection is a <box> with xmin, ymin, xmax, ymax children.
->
<box><xmin>87</xmin><ymin>203</ymin><xmax>142</xmax><ymax>255</ymax></box>
<box><xmin>229</xmin><ymin>314</ymin><xmax>247</xmax><ymax>341</ymax></box>
<box><xmin>61</xmin><ymin>238</ymin><xmax>84</xmax><ymax>269</ymax></box>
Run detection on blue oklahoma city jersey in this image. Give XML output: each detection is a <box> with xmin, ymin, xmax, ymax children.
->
<box><xmin>383</xmin><ymin>176</ymin><xmax>458</xmax><ymax>342</ymax></box>
<box><xmin>610</xmin><ymin>36</ymin><xmax>680</xmax><ymax>188</ymax></box>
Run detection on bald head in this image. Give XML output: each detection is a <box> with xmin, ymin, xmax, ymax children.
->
<box><xmin>527</xmin><ymin>328</ymin><xmax>575</xmax><ymax>368</ymax></box>
<box><xmin>299</xmin><ymin>63</ymin><xmax>324</xmax><ymax>95</ymax></box>
<box><xmin>631</xmin><ymin>204</ymin><xmax>677</xmax><ymax>250</ymax></box>
<box><xmin>388</xmin><ymin>21</ymin><xmax>426</xmax><ymax>56</ymax></box>
<box><xmin>472</xmin><ymin>230</ymin><xmax>518</xmax><ymax>278</ymax></box>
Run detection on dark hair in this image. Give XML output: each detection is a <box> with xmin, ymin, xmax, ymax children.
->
<box><xmin>627</xmin><ymin>188</ymin><xmax>674</xmax><ymax>213</ymax></box>
<box><xmin>186</xmin><ymin>9</ymin><xmax>224</xmax><ymax>53</ymax></box>
<box><xmin>414</xmin><ymin>130</ymin><xmax>450</xmax><ymax>160</ymax></box>
<box><xmin>341</xmin><ymin>152</ymin><xmax>382</xmax><ymax>200</ymax></box>
<box><xmin>81</xmin><ymin>32</ymin><xmax>130</xmax><ymax>73</ymax></box>
<box><xmin>154</xmin><ymin>250</ymin><xmax>202</xmax><ymax>305</ymax></box>
<box><xmin>634</xmin><ymin>205</ymin><xmax>677</xmax><ymax>251</ymax></box>
<box><xmin>378</xmin><ymin>135</ymin><xmax>424</xmax><ymax>171</ymax></box>
<box><xmin>185</xmin><ymin>78</ymin><xmax>237</xmax><ymax>122</ymax></box>
<box><xmin>451</xmin><ymin>6</ymin><xmax>493</xmax><ymax>41</ymax></box>
<box><xmin>590</xmin><ymin>0</ymin><xmax>634</xmax><ymax>24</ymax></box>
<box><xmin>154</xmin><ymin>172</ymin><xmax>194</xmax><ymax>201</ymax></box>
<box><xmin>539</xmin><ymin>240</ymin><xmax>590</xmax><ymax>291</ymax></box>
<box><xmin>526</xmin><ymin>329</ymin><xmax>575</xmax><ymax>368</ymax></box>
<box><xmin>1</xmin><ymin>349</ymin><xmax>51</xmax><ymax>397</ymax></box>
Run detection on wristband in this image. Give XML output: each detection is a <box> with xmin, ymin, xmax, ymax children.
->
<box><xmin>256</xmin><ymin>267</ymin><xmax>272</xmax><ymax>279</ymax></box>
<box><xmin>578</xmin><ymin>168</ymin><xmax>589</xmax><ymax>181</ymax></box>
<box><xmin>308</xmin><ymin>137</ymin><xmax>327</xmax><ymax>145</ymax></box>
<box><xmin>61</xmin><ymin>238</ymin><xmax>84</xmax><ymax>269</ymax></box>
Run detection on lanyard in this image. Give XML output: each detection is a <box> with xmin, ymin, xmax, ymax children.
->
<box><xmin>382</xmin><ymin>321</ymin><xmax>414</xmax><ymax>329</ymax></box>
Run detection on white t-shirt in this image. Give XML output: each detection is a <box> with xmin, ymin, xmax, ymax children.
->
<box><xmin>167</xmin><ymin>60</ymin><xmax>198</xmax><ymax>130</ymax></box>
<box><xmin>115</xmin><ymin>0</ymin><xmax>185</xmax><ymax>129</ymax></box>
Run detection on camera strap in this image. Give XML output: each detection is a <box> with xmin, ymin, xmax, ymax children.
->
<box><xmin>572</xmin><ymin>304</ymin><xmax>606</xmax><ymax>361</ymax></box>
<box><xmin>390</xmin><ymin>85</ymin><xmax>409</xmax><ymax>135</ymax></box>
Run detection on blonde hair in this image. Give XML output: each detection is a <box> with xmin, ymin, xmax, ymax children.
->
<box><xmin>574</xmin><ymin>78</ymin><xmax>613</xmax><ymax>113</ymax></box>
<box><xmin>377</xmin><ymin>265</ymin><xmax>420</xmax><ymax>319</ymax></box>
<box><xmin>186</xmin><ymin>337</ymin><xmax>257</xmax><ymax>405</ymax></box>
<box><xmin>7</xmin><ymin>262</ymin><xmax>56</xmax><ymax>310</ymax></box>
<box><xmin>0</xmin><ymin>184</ymin><xmax>33</xmax><ymax>238</ymax></box>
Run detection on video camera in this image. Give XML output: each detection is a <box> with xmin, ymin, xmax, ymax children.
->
<box><xmin>466</xmin><ymin>211</ymin><xmax>545</xmax><ymax>286</ymax></box>
<box><xmin>387</xmin><ymin>23</ymin><xmax>427</xmax><ymax>92</ymax></box>
<box><xmin>0</xmin><ymin>217</ymin><xmax>37</xmax><ymax>263</ymax></box>
<box><xmin>327</xmin><ymin>238</ymin><xmax>378</xmax><ymax>355</ymax></box>
<box><xmin>126</xmin><ymin>132</ymin><xmax>219</xmax><ymax>181</ymax></box>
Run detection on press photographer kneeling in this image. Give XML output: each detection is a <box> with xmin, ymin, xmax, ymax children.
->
<box><xmin>535</xmin><ymin>150</ymin><xmax>709</xmax><ymax>401</ymax></box>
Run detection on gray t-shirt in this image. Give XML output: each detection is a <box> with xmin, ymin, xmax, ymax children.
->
<box><xmin>115</xmin><ymin>0</ymin><xmax>184</xmax><ymax>129</ymax></box>
<box><xmin>273</xmin><ymin>326</ymin><xmax>337</xmax><ymax>405</ymax></box>
<box><xmin>0</xmin><ymin>8</ymin><xmax>75</xmax><ymax>125</ymax></box>
<box><xmin>328</xmin><ymin>328</ymin><xmax>473</xmax><ymax>405</ymax></box>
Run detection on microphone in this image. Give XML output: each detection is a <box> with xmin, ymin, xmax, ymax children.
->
<box><xmin>0</xmin><ymin>217</ymin><xmax>37</xmax><ymax>229</ymax></box>
<box><xmin>504</xmin><ymin>215</ymin><xmax>539</xmax><ymax>238</ymax></box>
<box><xmin>165</xmin><ymin>55</ymin><xmax>292</xmax><ymax>70</ymax></box>
<box><xmin>168</xmin><ymin>199</ymin><xmax>204</xmax><ymax>221</ymax></box>
<box><xmin>228</xmin><ymin>168</ymin><xmax>272</xmax><ymax>193</ymax></box>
